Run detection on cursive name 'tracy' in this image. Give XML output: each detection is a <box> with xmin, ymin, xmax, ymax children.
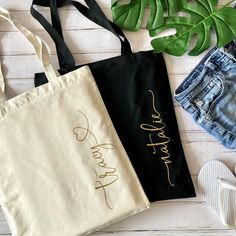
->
<box><xmin>73</xmin><ymin>110</ymin><xmax>119</xmax><ymax>209</ymax></box>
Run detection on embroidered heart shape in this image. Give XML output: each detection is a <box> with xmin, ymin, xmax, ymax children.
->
<box><xmin>73</xmin><ymin>127</ymin><xmax>89</xmax><ymax>142</ymax></box>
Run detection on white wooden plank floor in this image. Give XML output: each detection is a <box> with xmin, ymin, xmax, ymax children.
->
<box><xmin>0</xmin><ymin>0</ymin><xmax>236</xmax><ymax>235</ymax></box>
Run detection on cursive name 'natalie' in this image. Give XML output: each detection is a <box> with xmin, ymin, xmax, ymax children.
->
<box><xmin>73</xmin><ymin>110</ymin><xmax>119</xmax><ymax>209</ymax></box>
<box><xmin>140</xmin><ymin>90</ymin><xmax>174</xmax><ymax>186</ymax></box>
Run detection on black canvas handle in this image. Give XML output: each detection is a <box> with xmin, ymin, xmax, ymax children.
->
<box><xmin>31</xmin><ymin>0</ymin><xmax>75</xmax><ymax>68</ymax></box>
<box><xmin>70</xmin><ymin>0</ymin><xmax>132</xmax><ymax>55</ymax></box>
<box><xmin>31</xmin><ymin>0</ymin><xmax>132</xmax><ymax>69</ymax></box>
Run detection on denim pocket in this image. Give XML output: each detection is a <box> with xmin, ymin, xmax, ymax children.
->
<box><xmin>192</xmin><ymin>77</ymin><xmax>224</xmax><ymax>113</ymax></box>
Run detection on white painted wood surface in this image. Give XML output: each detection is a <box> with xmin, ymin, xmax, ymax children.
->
<box><xmin>0</xmin><ymin>0</ymin><xmax>235</xmax><ymax>235</ymax></box>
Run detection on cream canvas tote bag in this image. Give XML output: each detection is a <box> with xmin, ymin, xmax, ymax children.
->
<box><xmin>0</xmin><ymin>8</ymin><xmax>149</xmax><ymax>236</ymax></box>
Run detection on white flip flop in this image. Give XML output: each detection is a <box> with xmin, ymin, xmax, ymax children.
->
<box><xmin>198</xmin><ymin>160</ymin><xmax>236</xmax><ymax>228</ymax></box>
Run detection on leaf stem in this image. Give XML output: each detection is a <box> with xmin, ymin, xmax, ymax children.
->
<box><xmin>224</xmin><ymin>0</ymin><xmax>236</xmax><ymax>7</ymax></box>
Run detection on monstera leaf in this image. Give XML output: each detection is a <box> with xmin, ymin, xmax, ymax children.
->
<box><xmin>162</xmin><ymin>0</ymin><xmax>183</xmax><ymax>15</ymax></box>
<box><xmin>111</xmin><ymin>0</ymin><xmax>182</xmax><ymax>31</ymax></box>
<box><xmin>150</xmin><ymin>0</ymin><xmax>236</xmax><ymax>56</ymax></box>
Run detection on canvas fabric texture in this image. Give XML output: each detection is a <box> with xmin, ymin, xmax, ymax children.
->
<box><xmin>0</xmin><ymin>8</ymin><xmax>149</xmax><ymax>236</ymax></box>
<box><xmin>31</xmin><ymin>0</ymin><xmax>196</xmax><ymax>202</ymax></box>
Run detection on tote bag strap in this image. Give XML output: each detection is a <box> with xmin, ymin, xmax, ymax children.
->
<box><xmin>31</xmin><ymin>0</ymin><xmax>76</xmax><ymax>69</ymax></box>
<box><xmin>30</xmin><ymin>0</ymin><xmax>132</xmax><ymax>69</ymax></box>
<box><xmin>0</xmin><ymin>63</ymin><xmax>5</xmax><ymax>102</ymax></box>
<box><xmin>0</xmin><ymin>7</ymin><xmax>59</xmax><ymax>101</ymax></box>
<box><xmin>72</xmin><ymin>0</ymin><xmax>132</xmax><ymax>55</ymax></box>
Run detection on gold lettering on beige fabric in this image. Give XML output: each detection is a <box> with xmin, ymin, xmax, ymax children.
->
<box><xmin>73</xmin><ymin>110</ymin><xmax>119</xmax><ymax>209</ymax></box>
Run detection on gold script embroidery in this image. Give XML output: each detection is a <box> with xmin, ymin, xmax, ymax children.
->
<box><xmin>73</xmin><ymin>110</ymin><xmax>119</xmax><ymax>209</ymax></box>
<box><xmin>140</xmin><ymin>90</ymin><xmax>174</xmax><ymax>186</ymax></box>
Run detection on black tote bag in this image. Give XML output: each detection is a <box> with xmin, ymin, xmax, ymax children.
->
<box><xmin>31</xmin><ymin>0</ymin><xmax>196</xmax><ymax>201</ymax></box>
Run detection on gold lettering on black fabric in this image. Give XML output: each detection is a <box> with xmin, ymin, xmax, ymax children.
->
<box><xmin>140</xmin><ymin>90</ymin><xmax>174</xmax><ymax>186</ymax></box>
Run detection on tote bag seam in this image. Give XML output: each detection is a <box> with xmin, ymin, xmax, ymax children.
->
<box><xmin>82</xmin><ymin>206</ymin><xmax>148</xmax><ymax>236</ymax></box>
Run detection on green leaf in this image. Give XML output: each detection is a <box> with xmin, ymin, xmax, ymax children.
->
<box><xmin>163</xmin><ymin>0</ymin><xmax>183</xmax><ymax>15</ymax></box>
<box><xmin>150</xmin><ymin>0</ymin><xmax>236</xmax><ymax>56</ymax></box>
<box><xmin>111</xmin><ymin>0</ymin><xmax>182</xmax><ymax>31</ymax></box>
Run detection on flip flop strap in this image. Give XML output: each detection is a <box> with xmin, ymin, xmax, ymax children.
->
<box><xmin>218</xmin><ymin>178</ymin><xmax>236</xmax><ymax>229</ymax></box>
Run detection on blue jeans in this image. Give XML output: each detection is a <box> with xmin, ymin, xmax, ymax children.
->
<box><xmin>174</xmin><ymin>40</ymin><xmax>236</xmax><ymax>150</ymax></box>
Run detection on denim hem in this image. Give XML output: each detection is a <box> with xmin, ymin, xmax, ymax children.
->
<box><xmin>195</xmin><ymin>115</ymin><xmax>236</xmax><ymax>150</ymax></box>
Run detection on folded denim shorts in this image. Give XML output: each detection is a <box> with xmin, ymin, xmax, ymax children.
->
<box><xmin>174</xmin><ymin>40</ymin><xmax>236</xmax><ymax>150</ymax></box>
